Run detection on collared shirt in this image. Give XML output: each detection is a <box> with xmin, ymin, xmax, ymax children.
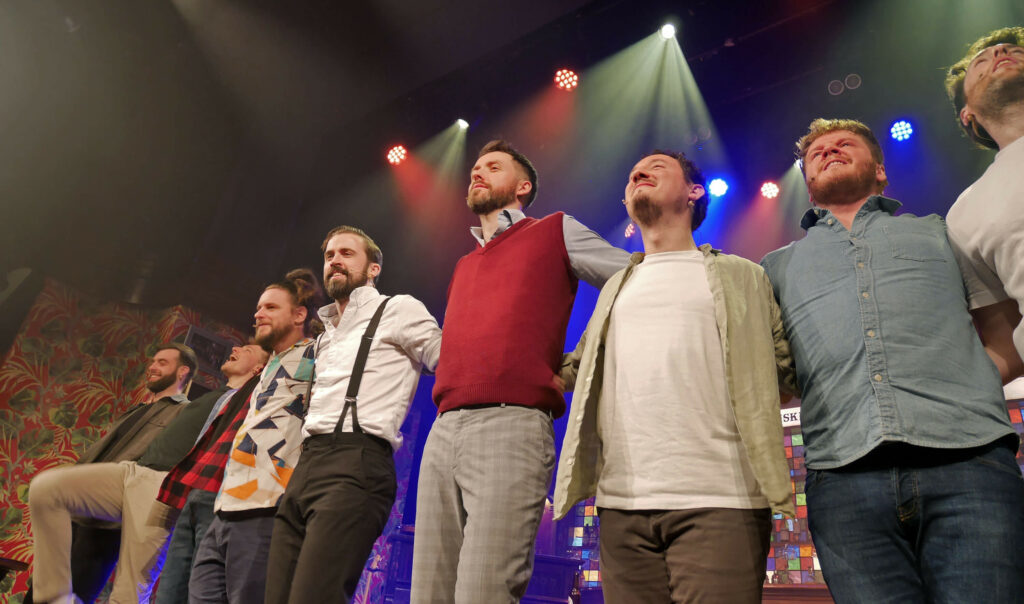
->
<box><xmin>761</xmin><ymin>196</ymin><xmax>1014</xmax><ymax>469</ymax></box>
<box><xmin>157</xmin><ymin>396</ymin><xmax>250</xmax><ymax>510</ymax></box>
<box><xmin>303</xmin><ymin>287</ymin><xmax>441</xmax><ymax>449</ymax></box>
<box><xmin>470</xmin><ymin>209</ymin><xmax>630</xmax><ymax>288</ymax></box>
<box><xmin>217</xmin><ymin>338</ymin><xmax>315</xmax><ymax>512</ymax></box>
<box><xmin>555</xmin><ymin>245</ymin><xmax>796</xmax><ymax>519</ymax></box>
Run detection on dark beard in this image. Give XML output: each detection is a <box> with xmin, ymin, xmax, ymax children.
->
<box><xmin>467</xmin><ymin>182</ymin><xmax>517</xmax><ymax>215</ymax></box>
<box><xmin>630</xmin><ymin>191</ymin><xmax>662</xmax><ymax>227</ymax></box>
<box><xmin>975</xmin><ymin>69</ymin><xmax>1024</xmax><ymax>123</ymax></box>
<box><xmin>808</xmin><ymin>161</ymin><xmax>879</xmax><ymax>207</ymax></box>
<box><xmin>255</xmin><ymin>323</ymin><xmax>292</xmax><ymax>351</ymax></box>
<box><xmin>146</xmin><ymin>371</ymin><xmax>177</xmax><ymax>394</ymax></box>
<box><xmin>325</xmin><ymin>268</ymin><xmax>370</xmax><ymax>301</ymax></box>
<box><xmin>630</xmin><ymin>191</ymin><xmax>686</xmax><ymax>227</ymax></box>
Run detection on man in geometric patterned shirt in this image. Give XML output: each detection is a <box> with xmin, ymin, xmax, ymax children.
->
<box><xmin>187</xmin><ymin>269</ymin><xmax>324</xmax><ymax>604</ymax></box>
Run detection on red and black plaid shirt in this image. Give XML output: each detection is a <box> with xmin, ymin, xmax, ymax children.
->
<box><xmin>157</xmin><ymin>396</ymin><xmax>251</xmax><ymax>509</ymax></box>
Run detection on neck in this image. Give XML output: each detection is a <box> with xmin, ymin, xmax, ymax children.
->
<box><xmin>981</xmin><ymin>104</ymin><xmax>1024</xmax><ymax>150</ymax></box>
<box><xmin>273</xmin><ymin>329</ymin><xmax>305</xmax><ymax>354</ymax></box>
<box><xmin>817</xmin><ymin>195</ymin><xmax>872</xmax><ymax>230</ymax></box>
<box><xmin>478</xmin><ymin>204</ymin><xmax>519</xmax><ymax>243</ymax></box>
<box><xmin>224</xmin><ymin>374</ymin><xmax>251</xmax><ymax>389</ymax></box>
<box><xmin>639</xmin><ymin>220</ymin><xmax>698</xmax><ymax>254</ymax></box>
<box><xmin>149</xmin><ymin>384</ymin><xmax>183</xmax><ymax>402</ymax></box>
<box><xmin>333</xmin><ymin>297</ymin><xmax>350</xmax><ymax>320</ymax></box>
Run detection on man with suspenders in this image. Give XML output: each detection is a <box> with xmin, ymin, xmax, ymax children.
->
<box><xmin>265</xmin><ymin>225</ymin><xmax>442</xmax><ymax>604</ymax></box>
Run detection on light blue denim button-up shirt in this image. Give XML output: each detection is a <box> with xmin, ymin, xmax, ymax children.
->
<box><xmin>761</xmin><ymin>196</ymin><xmax>1015</xmax><ymax>469</ymax></box>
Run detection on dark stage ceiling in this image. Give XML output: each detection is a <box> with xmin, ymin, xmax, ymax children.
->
<box><xmin>1</xmin><ymin>0</ymin><xmax>1021</xmax><ymax>328</ymax></box>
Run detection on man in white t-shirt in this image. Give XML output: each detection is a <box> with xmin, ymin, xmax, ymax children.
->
<box><xmin>944</xmin><ymin>26</ymin><xmax>1024</xmax><ymax>383</ymax></box>
<box><xmin>553</xmin><ymin>150</ymin><xmax>796</xmax><ymax>603</ymax></box>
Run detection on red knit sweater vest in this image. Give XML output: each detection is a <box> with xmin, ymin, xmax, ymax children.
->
<box><xmin>433</xmin><ymin>212</ymin><xmax>577</xmax><ymax>417</ymax></box>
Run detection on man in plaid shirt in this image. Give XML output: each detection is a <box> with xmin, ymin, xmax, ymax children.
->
<box><xmin>152</xmin><ymin>343</ymin><xmax>269</xmax><ymax>604</ymax></box>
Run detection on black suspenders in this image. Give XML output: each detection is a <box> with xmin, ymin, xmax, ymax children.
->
<box><xmin>333</xmin><ymin>296</ymin><xmax>391</xmax><ymax>437</ymax></box>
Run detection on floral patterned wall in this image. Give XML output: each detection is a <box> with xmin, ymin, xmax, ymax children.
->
<box><xmin>0</xmin><ymin>279</ymin><xmax>246</xmax><ymax>601</ymax></box>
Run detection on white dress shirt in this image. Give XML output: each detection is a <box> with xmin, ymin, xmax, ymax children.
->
<box><xmin>302</xmin><ymin>286</ymin><xmax>442</xmax><ymax>449</ymax></box>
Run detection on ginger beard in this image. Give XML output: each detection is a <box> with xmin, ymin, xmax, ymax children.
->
<box><xmin>807</xmin><ymin>158</ymin><xmax>880</xmax><ymax>207</ymax></box>
<box><xmin>467</xmin><ymin>181</ymin><xmax>518</xmax><ymax>216</ymax></box>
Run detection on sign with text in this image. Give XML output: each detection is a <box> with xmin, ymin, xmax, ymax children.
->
<box><xmin>781</xmin><ymin>407</ymin><xmax>801</xmax><ymax>427</ymax></box>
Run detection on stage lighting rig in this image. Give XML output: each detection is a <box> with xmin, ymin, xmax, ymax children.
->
<box><xmin>890</xmin><ymin>120</ymin><xmax>913</xmax><ymax>141</ymax></box>
<box><xmin>708</xmin><ymin>178</ymin><xmax>729</xmax><ymax>197</ymax></box>
<box><xmin>761</xmin><ymin>182</ymin><xmax>780</xmax><ymax>199</ymax></box>
<box><xmin>554</xmin><ymin>69</ymin><xmax>578</xmax><ymax>91</ymax></box>
<box><xmin>387</xmin><ymin>145</ymin><xmax>407</xmax><ymax>166</ymax></box>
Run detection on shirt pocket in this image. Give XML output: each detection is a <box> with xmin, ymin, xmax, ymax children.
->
<box><xmin>882</xmin><ymin>223</ymin><xmax>948</xmax><ymax>262</ymax></box>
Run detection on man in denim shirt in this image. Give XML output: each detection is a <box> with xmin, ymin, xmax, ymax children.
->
<box><xmin>761</xmin><ymin>118</ymin><xmax>1024</xmax><ymax>603</ymax></box>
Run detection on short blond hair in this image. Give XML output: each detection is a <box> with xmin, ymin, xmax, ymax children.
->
<box><xmin>795</xmin><ymin>118</ymin><xmax>888</xmax><ymax>190</ymax></box>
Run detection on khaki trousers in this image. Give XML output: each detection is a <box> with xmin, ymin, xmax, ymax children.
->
<box><xmin>29</xmin><ymin>461</ymin><xmax>176</xmax><ymax>604</ymax></box>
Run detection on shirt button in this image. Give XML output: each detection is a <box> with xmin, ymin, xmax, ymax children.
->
<box><xmin>867</xmin><ymin>330</ymin><xmax>875</xmax><ymax>337</ymax></box>
<box><xmin>857</xmin><ymin>262</ymin><xmax>865</xmax><ymax>268</ymax></box>
<box><xmin>874</xmin><ymin>374</ymin><xmax>883</xmax><ymax>382</ymax></box>
<box><xmin>862</xmin><ymin>292</ymin><xmax>870</xmax><ymax>299</ymax></box>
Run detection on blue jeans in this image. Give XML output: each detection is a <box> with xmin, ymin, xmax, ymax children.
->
<box><xmin>805</xmin><ymin>442</ymin><xmax>1024</xmax><ymax>604</ymax></box>
<box><xmin>154</xmin><ymin>489</ymin><xmax>217</xmax><ymax>604</ymax></box>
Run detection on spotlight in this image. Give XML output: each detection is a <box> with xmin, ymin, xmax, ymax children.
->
<box><xmin>456</xmin><ymin>119</ymin><xmax>469</xmax><ymax>130</ymax></box>
<box><xmin>554</xmin><ymin>68</ymin><xmax>578</xmax><ymax>91</ymax></box>
<box><xmin>624</xmin><ymin>223</ymin><xmax>636</xmax><ymax>238</ymax></box>
<box><xmin>386</xmin><ymin>145</ymin><xmax>407</xmax><ymax>165</ymax></box>
<box><xmin>708</xmin><ymin>178</ymin><xmax>729</xmax><ymax>197</ymax></box>
<box><xmin>761</xmin><ymin>182</ymin><xmax>780</xmax><ymax>199</ymax></box>
<box><xmin>890</xmin><ymin>120</ymin><xmax>913</xmax><ymax>141</ymax></box>
<box><xmin>660</xmin><ymin>23</ymin><xmax>676</xmax><ymax>39</ymax></box>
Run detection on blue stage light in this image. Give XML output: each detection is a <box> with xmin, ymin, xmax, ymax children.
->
<box><xmin>708</xmin><ymin>178</ymin><xmax>728</xmax><ymax>197</ymax></box>
<box><xmin>890</xmin><ymin>120</ymin><xmax>913</xmax><ymax>141</ymax></box>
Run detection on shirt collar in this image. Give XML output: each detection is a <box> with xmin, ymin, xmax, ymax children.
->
<box><xmin>628</xmin><ymin>243</ymin><xmax>720</xmax><ymax>266</ymax></box>
<box><xmin>164</xmin><ymin>393</ymin><xmax>189</xmax><ymax>404</ymax></box>
<box><xmin>316</xmin><ymin>286</ymin><xmax>381</xmax><ymax>327</ymax></box>
<box><xmin>469</xmin><ymin>208</ymin><xmax>526</xmax><ymax>246</ymax></box>
<box><xmin>799</xmin><ymin>195</ymin><xmax>902</xmax><ymax>230</ymax></box>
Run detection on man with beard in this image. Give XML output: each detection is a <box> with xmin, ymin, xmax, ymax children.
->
<box><xmin>944</xmin><ymin>27</ymin><xmax>1024</xmax><ymax>384</ymax></box>
<box><xmin>189</xmin><ymin>269</ymin><xmax>323</xmax><ymax>604</ymax></box>
<box><xmin>760</xmin><ymin>119</ymin><xmax>1024</xmax><ymax>603</ymax></box>
<box><xmin>553</xmin><ymin>151</ymin><xmax>795</xmax><ymax>603</ymax></box>
<box><xmin>27</xmin><ymin>343</ymin><xmax>200</xmax><ymax>604</ymax></box>
<box><xmin>264</xmin><ymin>226</ymin><xmax>441</xmax><ymax>604</ymax></box>
<box><xmin>412</xmin><ymin>140</ymin><xmax>628</xmax><ymax>603</ymax></box>
<box><xmin>152</xmin><ymin>342</ymin><xmax>269</xmax><ymax>604</ymax></box>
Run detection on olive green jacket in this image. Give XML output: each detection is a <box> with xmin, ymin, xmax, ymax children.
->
<box><xmin>554</xmin><ymin>245</ymin><xmax>798</xmax><ymax>519</ymax></box>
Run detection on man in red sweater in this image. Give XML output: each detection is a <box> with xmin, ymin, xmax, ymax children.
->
<box><xmin>411</xmin><ymin>140</ymin><xmax>629</xmax><ymax>603</ymax></box>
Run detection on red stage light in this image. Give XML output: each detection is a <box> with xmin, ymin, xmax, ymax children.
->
<box><xmin>554</xmin><ymin>69</ymin><xmax>578</xmax><ymax>91</ymax></box>
<box><xmin>624</xmin><ymin>223</ymin><xmax>636</xmax><ymax>238</ymax></box>
<box><xmin>387</xmin><ymin>145</ymin><xmax>407</xmax><ymax>165</ymax></box>
<box><xmin>761</xmin><ymin>182</ymin><xmax>780</xmax><ymax>199</ymax></box>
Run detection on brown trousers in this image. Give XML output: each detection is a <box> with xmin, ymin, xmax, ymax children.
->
<box><xmin>597</xmin><ymin>507</ymin><xmax>771</xmax><ymax>604</ymax></box>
